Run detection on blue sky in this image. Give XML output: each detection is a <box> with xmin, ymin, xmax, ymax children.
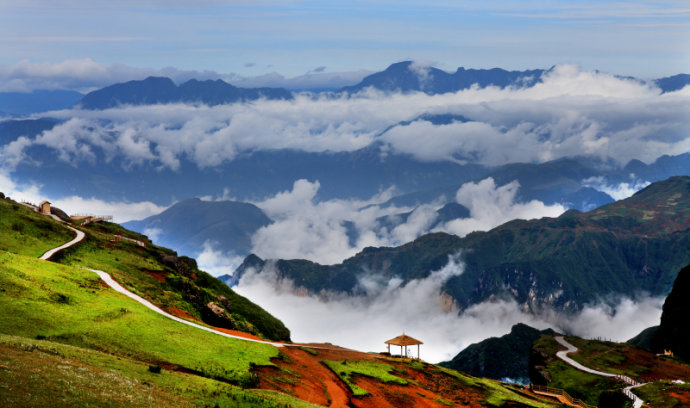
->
<box><xmin>1</xmin><ymin>0</ymin><xmax>689</xmax><ymax>80</ymax></box>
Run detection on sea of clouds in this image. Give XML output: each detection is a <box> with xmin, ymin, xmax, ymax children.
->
<box><xmin>194</xmin><ymin>177</ymin><xmax>662</xmax><ymax>363</ymax></box>
<box><xmin>1</xmin><ymin>63</ymin><xmax>685</xmax><ymax>359</ymax></box>
<box><xmin>233</xmin><ymin>255</ymin><xmax>664</xmax><ymax>363</ymax></box>
<box><xmin>2</xmin><ymin>64</ymin><xmax>689</xmax><ymax>176</ymax></box>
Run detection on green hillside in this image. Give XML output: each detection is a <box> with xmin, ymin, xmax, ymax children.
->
<box><xmin>237</xmin><ymin>176</ymin><xmax>690</xmax><ymax>312</ymax></box>
<box><xmin>530</xmin><ymin>334</ymin><xmax>690</xmax><ymax>407</ymax></box>
<box><xmin>440</xmin><ymin>323</ymin><xmax>554</xmax><ymax>382</ymax></box>
<box><xmin>51</xmin><ymin>220</ymin><xmax>289</xmax><ymax>342</ymax></box>
<box><xmin>0</xmin><ymin>193</ymin><xmax>561</xmax><ymax>407</ymax></box>
<box><xmin>0</xmin><ymin>198</ymin><xmax>74</xmax><ymax>257</ymax></box>
<box><xmin>0</xmin><ymin>251</ymin><xmax>316</xmax><ymax>407</ymax></box>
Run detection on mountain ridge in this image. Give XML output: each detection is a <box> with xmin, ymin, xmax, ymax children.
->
<box><xmin>79</xmin><ymin>76</ymin><xmax>293</xmax><ymax>109</ymax></box>
<box><xmin>233</xmin><ymin>176</ymin><xmax>690</xmax><ymax>314</ymax></box>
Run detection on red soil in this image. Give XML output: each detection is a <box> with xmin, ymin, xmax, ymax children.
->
<box><xmin>668</xmin><ymin>390</ymin><xmax>690</xmax><ymax>405</ymax></box>
<box><xmin>165</xmin><ymin>306</ymin><xmax>264</xmax><ymax>341</ymax></box>
<box><xmin>143</xmin><ymin>269</ymin><xmax>167</xmax><ymax>282</ymax></box>
<box><xmin>166</xmin><ymin>307</ymin><xmax>197</xmax><ymax>321</ymax></box>
<box><xmin>211</xmin><ymin>326</ymin><xmax>263</xmax><ymax>341</ymax></box>
<box><xmin>253</xmin><ymin>344</ymin><xmax>508</xmax><ymax>408</ymax></box>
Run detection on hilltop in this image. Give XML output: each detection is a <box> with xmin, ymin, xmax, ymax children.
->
<box><xmin>123</xmin><ymin>197</ymin><xmax>271</xmax><ymax>258</ymax></box>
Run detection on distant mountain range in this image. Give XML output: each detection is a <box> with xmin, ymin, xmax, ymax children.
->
<box><xmin>342</xmin><ymin>62</ymin><xmax>544</xmax><ymax>94</ymax></box>
<box><xmin>232</xmin><ymin>177</ymin><xmax>690</xmax><ymax>313</ymax></box>
<box><xmin>79</xmin><ymin>76</ymin><xmax>293</xmax><ymax>109</ymax></box>
<box><xmin>1</xmin><ymin>61</ymin><xmax>687</xmax><ymax>116</ymax></box>
<box><xmin>112</xmin><ymin>155</ymin><xmax>687</xmax><ymax>261</ymax></box>
<box><xmin>342</xmin><ymin>61</ymin><xmax>689</xmax><ymax>95</ymax></box>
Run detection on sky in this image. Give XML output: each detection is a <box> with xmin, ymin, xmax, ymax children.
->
<box><xmin>1</xmin><ymin>0</ymin><xmax>689</xmax><ymax>88</ymax></box>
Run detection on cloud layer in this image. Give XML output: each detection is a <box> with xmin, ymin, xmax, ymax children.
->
<box><xmin>235</xmin><ymin>256</ymin><xmax>663</xmax><ymax>363</ymax></box>
<box><xmin>4</xmin><ymin>65</ymin><xmax>688</xmax><ymax>175</ymax></box>
<box><xmin>245</xmin><ymin>178</ymin><xmax>564</xmax><ymax>265</ymax></box>
<box><xmin>0</xmin><ymin>59</ymin><xmax>367</xmax><ymax>93</ymax></box>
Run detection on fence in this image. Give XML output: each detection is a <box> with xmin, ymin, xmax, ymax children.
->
<box><xmin>112</xmin><ymin>234</ymin><xmax>146</xmax><ymax>247</ymax></box>
<box><xmin>531</xmin><ymin>384</ymin><xmax>598</xmax><ymax>408</ymax></box>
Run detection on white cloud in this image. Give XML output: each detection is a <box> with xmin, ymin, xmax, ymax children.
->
<box><xmin>0</xmin><ymin>59</ymin><xmax>367</xmax><ymax>93</ymax></box>
<box><xmin>235</xmin><ymin>256</ymin><xmax>663</xmax><ymax>363</ymax></box>
<box><xmin>5</xmin><ymin>65</ymin><xmax>687</xmax><ymax>173</ymax></box>
<box><xmin>582</xmin><ymin>176</ymin><xmax>651</xmax><ymax>201</ymax></box>
<box><xmin>440</xmin><ymin>178</ymin><xmax>565</xmax><ymax>237</ymax></box>
<box><xmin>247</xmin><ymin>177</ymin><xmax>563</xmax><ymax>265</ymax></box>
<box><xmin>195</xmin><ymin>241</ymin><xmax>246</xmax><ymax>277</ymax></box>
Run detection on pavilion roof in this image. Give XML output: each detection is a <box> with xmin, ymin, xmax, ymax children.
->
<box><xmin>384</xmin><ymin>334</ymin><xmax>423</xmax><ymax>346</ymax></box>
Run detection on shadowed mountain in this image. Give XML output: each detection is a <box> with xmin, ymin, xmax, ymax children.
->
<box><xmin>123</xmin><ymin>198</ymin><xmax>272</xmax><ymax>258</ymax></box>
<box><xmin>440</xmin><ymin>323</ymin><xmax>554</xmax><ymax>382</ymax></box>
<box><xmin>654</xmin><ymin>73</ymin><xmax>690</xmax><ymax>93</ymax></box>
<box><xmin>79</xmin><ymin>76</ymin><xmax>293</xmax><ymax>109</ymax></box>
<box><xmin>649</xmin><ymin>263</ymin><xmax>690</xmax><ymax>362</ymax></box>
<box><xmin>235</xmin><ymin>177</ymin><xmax>690</xmax><ymax>314</ymax></box>
<box><xmin>342</xmin><ymin>61</ymin><xmax>544</xmax><ymax>94</ymax></box>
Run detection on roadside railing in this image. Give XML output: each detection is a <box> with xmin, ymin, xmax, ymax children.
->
<box><xmin>531</xmin><ymin>384</ymin><xmax>598</xmax><ymax>408</ymax></box>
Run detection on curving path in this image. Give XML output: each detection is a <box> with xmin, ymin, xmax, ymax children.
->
<box><xmin>39</xmin><ymin>224</ymin><xmax>85</xmax><ymax>261</ymax></box>
<box><xmin>37</xmin><ymin>221</ymin><xmax>286</xmax><ymax>348</ymax></box>
<box><xmin>555</xmin><ymin>336</ymin><xmax>645</xmax><ymax>408</ymax></box>
<box><xmin>88</xmin><ymin>268</ymin><xmax>284</xmax><ymax>347</ymax></box>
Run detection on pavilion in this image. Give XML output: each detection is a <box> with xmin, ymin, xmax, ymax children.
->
<box><xmin>385</xmin><ymin>333</ymin><xmax>423</xmax><ymax>360</ymax></box>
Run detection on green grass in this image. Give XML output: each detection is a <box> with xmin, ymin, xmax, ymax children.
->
<box><xmin>634</xmin><ymin>381</ymin><xmax>690</xmax><ymax>408</ymax></box>
<box><xmin>564</xmin><ymin>336</ymin><xmax>656</xmax><ymax>380</ymax></box>
<box><xmin>322</xmin><ymin>360</ymin><xmax>407</xmax><ymax>397</ymax></box>
<box><xmin>0</xmin><ymin>251</ymin><xmax>279</xmax><ymax>386</ymax></box>
<box><xmin>0</xmin><ymin>198</ymin><xmax>75</xmax><ymax>257</ymax></box>
<box><xmin>565</xmin><ymin>336</ymin><xmax>630</xmax><ymax>373</ymax></box>
<box><xmin>49</xmin><ymin>220</ymin><xmax>290</xmax><ymax>341</ymax></box>
<box><xmin>298</xmin><ymin>346</ymin><xmax>318</xmax><ymax>356</ymax></box>
<box><xmin>534</xmin><ymin>336</ymin><xmax>624</xmax><ymax>405</ymax></box>
<box><xmin>0</xmin><ymin>334</ymin><xmax>322</xmax><ymax>408</ymax></box>
<box><xmin>437</xmin><ymin>367</ymin><xmax>556</xmax><ymax>408</ymax></box>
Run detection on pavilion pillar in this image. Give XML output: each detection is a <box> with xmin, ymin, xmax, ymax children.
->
<box><xmin>417</xmin><ymin>344</ymin><xmax>420</xmax><ymax>360</ymax></box>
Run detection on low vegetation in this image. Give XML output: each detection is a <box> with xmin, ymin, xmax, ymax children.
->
<box><xmin>438</xmin><ymin>367</ymin><xmax>555</xmax><ymax>408</ymax></box>
<box><xmin>50</xmin><ymin>220</ymin><xmax>290</xmax><ymax>341</ymax></box>
<box><xmin>0</xmin><ymin>334</ymin><xmax>320</xmax><ymax>408</ymax></box>
<box><xmin>323</xmin><ymin>360</ymin><xmax>407</xmax><ymax>396</ymax></box>
<box><xmin>531</xmin><ymin>336</ymin><xmax>624</xmax><ymax>405</ymax></box>
<box><xmin>0</xmin><ymin>197</ymin><xmax>74</xmax><ymax>257</ymax></box>
<box><xmin>0</xmin><ymin>252</ymin><xmax>278</xmax><ymax>386</ymax></box>
<box><xmin>634</xmin><ymin>381</ymin><xmax>690</xmax><ymax>408</ymax></box>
